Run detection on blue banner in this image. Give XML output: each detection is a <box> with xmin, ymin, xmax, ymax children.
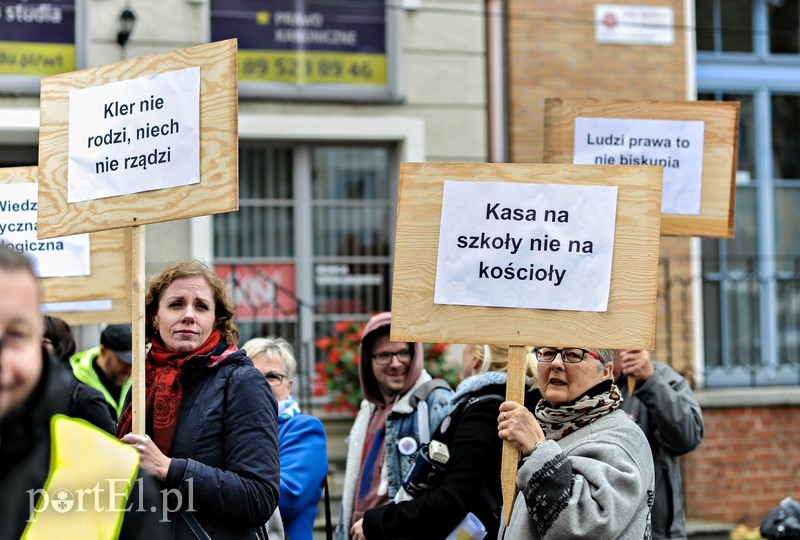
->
<box><xmin>211</xmin><ymin>0</ymin><xmax>388</xmax><ymax>86</ymax></box>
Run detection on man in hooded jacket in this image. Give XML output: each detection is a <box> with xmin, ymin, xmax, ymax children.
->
<box><xmin>335</xmin><ymin>312</ymin><xmax>453</xmax><ymax>540</ymax></box>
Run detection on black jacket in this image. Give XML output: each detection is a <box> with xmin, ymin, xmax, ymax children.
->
<box><xmin>57</xmin><ymin>361</ymin><xmax>117</xmax><ymax>434</ymax></box>
<box><xmin>363</xmin><ymin>377</ymin><xmax>541</xmax><ymax>540</ymax></box>
<box><xmin>154</xmin><ymin>344</ymin><xmax>280</xmax><ymax>539</ymax></box>
<box><xmin>0</xmin><ymin>351</ymin><xmax>164</xmax><ymax>540</ymax></box>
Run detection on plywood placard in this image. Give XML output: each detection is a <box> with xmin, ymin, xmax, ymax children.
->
<box><xmin>45</xmin><ymin>297</ymin><xmax>132</xmax><ymax>326</ymax></box>
<box><xmin>37</xmin><ymin>39</ymin><xmax>239</xmax><ymax>239</ymax></box>
<box><xmin>0</xmin><ymin>166</ymin><xmax>130</xmax><ymax>304</ymax></box>
<box><xmin>544</xmin><ymin>98</ymin><xmax>739</xmax><ymax>238</ymax></box>
<box><xmin>390</xmin><ymin>162</ymin><xmax>663</xmax><ymax>350</ymax></box>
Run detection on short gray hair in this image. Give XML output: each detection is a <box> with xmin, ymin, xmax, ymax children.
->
<box><xmin>241</xmin><ymin>336</ymin><xmax>297</xmax><ymax>377</ymax></box>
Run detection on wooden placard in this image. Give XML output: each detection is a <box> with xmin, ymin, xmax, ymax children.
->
<box><xmin>0</xmin><ymin>166</ymin><xmax>131</xmax><ymax>305</ymax></box>
<box><xmin>37</xmin><ymin>39</ymin><xmax>239</xmax><ymax>239</ymax></box>
<box><xmin>45</xmin><ymin>297</ymin><xmax>132</xmax><ymax>326</ymax></box>
<box><xmin>390</xmin><ymin>162</ymin><xmax>663</xmax><ymax>350</ymax></box>
<box><xmin>543</xmin><ymin>98</ymin><xmax>739</xmax><ymax>238</ymax></box>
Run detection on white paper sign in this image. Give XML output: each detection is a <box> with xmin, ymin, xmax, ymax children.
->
<box><xmin>595</xmin><ymin>4</ymin><xmax>674</xmax><ymax>45</ymax></box>
<box><xmin>43</xmin><ymin>299</ymin><xmax>113</xmax><ymax>313</ymax></box>
<box><xmin>573</xmin><ymin>117</ymin><xmax>705</xmax><ymax>215</ymax></box>
<box><xmin>67</xmin><ymin>66</ymin><xmax>201</xmax><ymax>202</ymax></box>
<box><xmin>434</xmin><ymin>181</ymin><xmax>618</xmax><ymax>312</ymax></box>
<box><xmin>0</xmin><ymin>183</ymin><xmax>90</xmax><ymax>277</ymax></box>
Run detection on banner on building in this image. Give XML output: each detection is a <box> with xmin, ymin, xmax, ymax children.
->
<box><xmin>210</xmin><ymin>0</ymin><xmax>395</xmax><ymax>100</ymax></box>
<box><xmin>216</xmin><ymin>263</ymin><xmax>298</xmax><ymax>320</ymax></box>
<box><xmin>0</xmin><ymin>0</ymin><xmax>76</xmax><ymax>76</ymax></box>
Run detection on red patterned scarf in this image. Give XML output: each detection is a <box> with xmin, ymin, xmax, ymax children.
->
<box><xmin>117</xmin><ymin>330</ymin><xmax>227</xmax><ymax>454</ymax></box>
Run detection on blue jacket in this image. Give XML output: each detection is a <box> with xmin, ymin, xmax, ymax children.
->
<box><xmin>160</xmin><ymin>345</ymin><xmax>280</xmax><ymax>539</ymax></box>
<box><xmin>278</xmin><ymin>413</ymin><xmax>328</xmax><ymax>540</ymax></box>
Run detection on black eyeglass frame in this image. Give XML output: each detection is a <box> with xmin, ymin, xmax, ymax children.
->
<box><xmin>534</xmin><ymin>347</ymin><xmax>602</xmax><ymax>364</ymax></box>
<box><xmin>370</xmin><ymin>349</ymin><xmax>412</xmax><ymax>365</ymax></box>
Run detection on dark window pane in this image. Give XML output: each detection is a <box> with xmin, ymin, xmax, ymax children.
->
<box><xmin>721</xmin><ymin>0</ymin><xmax>753</xmax><ymax>52</ymax></box>
<box><xmin>777</xmin><ymin>276</ymin><xmax>800</xmax><ymax>367</ymax></box>
<box><xmin>770</xmin><ymin>1</ymin><xmax>800</xmax><ymax>54</ymax></box>
<box><xmin>727</xmin><ymin>269</ymin><xmax>761</xmax><ymax>368</ymax></box>
<box><xmin>703</xmin><ymin>280</ymin><xmax>722</xmax><ymax>366</ymax></box>
<box><xmin>215</xmin><ymin>206</ymin><xmax>294</xmax><ymax>258</ymax></box>
<box><xmin>696</xmin><ymin>0</ymin><xmax>715</xmax><ymax>51</ymax></box>
<box><xmin>775</xmin><ymin>187</ymin><xmax>800</xmax><ymax>272</ymax></box>
<box><xmin>725</xmin><ymin>93</ymin><xmax>756</xmax><ymax>179</ymax></box>
<box><xmin>215</xmin><ymin>144</ymin><xmax>295</xmax><ymax>258</ymax></box>
<box><xmin>0</xmin><ymin>145</ymin><xmax>37</xmax><ymax>167</ymax></box>
<box><xmin>772</xmin><ymin>95</ymin><xmax>800</xmax><ymax>179</ymax></box>
<box><xmin>313</xmin><ymin>206</ymin><xmax>391</xmax><ymax>257</ymax></box>
<box><xmin>312</xmin><ymin>147</ymin><xmax>391</xmax><ymax>200</ymax></box>
<box><xmin>239</xmin><ymin>144</ymin><xmax>293</xmax><ymax>199</ymax></box>
<box><xmin>727</xmin><ymin>187</ymin><xmax>758</xmax><ymax>271</ymax></box>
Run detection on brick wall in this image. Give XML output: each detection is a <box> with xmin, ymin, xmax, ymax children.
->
<box><xmin>683</xmin><ymin>405</ymin><xmax>800</xmax><ymax>525</ymax></box>
<box><xmin>507</xmin><ymin>0</ymin><xmax>687</xmax><ymax>164</ymax></box>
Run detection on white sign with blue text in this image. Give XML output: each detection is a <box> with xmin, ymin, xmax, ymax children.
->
<box><xmin>434</xmin><ymin>181</ymin><xmax>618</xmax><ymax>312</ymax></box>
<box><xmin>67</xmin><ymin>66</ymin><xmax>201</xmax><ymax>203</ymax></box>
<box><xmin>0</xmin><ymin>183</ymin><xmax>91</xmax><ymax>277</ymax></box>
<box><xmin>573</xmin><ymin>117</ymin><xmax>704</xmax><ymax>215</ymax></box>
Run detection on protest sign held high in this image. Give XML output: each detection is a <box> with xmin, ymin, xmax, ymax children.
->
<box><xmin>36</xmin><ymin>39</ymin><xmax>239</xmax><ymax>434</ymax></box>
<box><xmin>391</xmin><ymin>161</ymin><xmax>664</xmax><ymax>522</ymax></box>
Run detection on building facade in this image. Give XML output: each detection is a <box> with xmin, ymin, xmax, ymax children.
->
<box><xmin>0</xmin><ymin>0</ymin><xmax>489</xmax><ymax>407</ymax></box>
<box><xmin>506</xmin><ymin>0</ymin><xmax>800</xmax><ymax>527</ymax></box>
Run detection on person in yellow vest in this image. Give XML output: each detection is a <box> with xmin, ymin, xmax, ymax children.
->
<box><xmin>0</xmin><ymin>245</ymin><xmax>165</xmax><ymax>539</ymax></box>
<box><xmin>70</xmin><ymin>323</ymin><xmax>133</xmax><ymax>420</ymax></box>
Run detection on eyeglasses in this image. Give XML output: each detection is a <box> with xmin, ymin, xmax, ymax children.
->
<box><xmin>371</xmin><ymin>349</ymin><xmax>412</xmax><ymax>365</ymax></box>
<box><xmin>534</xmin><ymin>347</ymin><xmax>602</xmax><ymax>364</ymax></box>
<box><xmin>265</xmin><ymin>371</ymin><xmax>288</xmax><ymax>386</ymax></box>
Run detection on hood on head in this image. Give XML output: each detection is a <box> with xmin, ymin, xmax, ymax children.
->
<box><xmin>358</xmin><ymin>312</ymin><xmax>423</xmax><ymax>405</ymax></box>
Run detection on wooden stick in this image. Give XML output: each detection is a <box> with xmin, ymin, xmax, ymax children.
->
<box><xmin>501</xmin><ymin>345</ymin><xmax>528</xmax><ymax>524</ymax></box>
<box><xmin>131</xmin><ymin>225</ymin><xmax>147</xmax><ymax>435</ymax></box>
<box><xmin>627</xmin><ymin>374</ymin><xmax>636</xmax><ymax>396</ymax></box>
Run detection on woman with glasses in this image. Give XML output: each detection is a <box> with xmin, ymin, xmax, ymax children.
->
<box><xmin>242</xmin><ymin>336</ymin><xmax>329</xmax><ymax>540</ymax></box>
<box><xmin>497</xmin><ymin>347</ymin><xmax>655</xmax><ymax>540</ymax></box>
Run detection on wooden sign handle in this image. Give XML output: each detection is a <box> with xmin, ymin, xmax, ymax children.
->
<box><xmin>131</xmin><ymin>225</ymin><xmax>147</xmax><ymax>435</ymax></box>
<box><xmin>501</xmin><ymin>344</ymin><xmax>528</xmax><ymax>524</ymax></box>
<box><xmin>627</xmin><ymin>374</ymin><xmax>636</xmax><ymax>396</ymax></box>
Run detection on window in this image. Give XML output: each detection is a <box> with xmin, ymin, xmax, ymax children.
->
<box><xmin>697</xmin><ymin>2</ymin><xmax>800</xmax><ymax>386</ymax></box>
<box><xmin>214</xmin><ymin>142</ymin><xmax>395</xmax><ymax>405</ymax></box>
<box><xmin>696</xmin><ymin>0</ymin><xmax>753</xmax><ymax>53</ymax></box>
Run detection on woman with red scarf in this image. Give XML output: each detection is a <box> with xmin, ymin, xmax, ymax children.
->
<box><xmin>118</xmin><ymin>261</ymin><xmax>279</xmax><ymax>539</ymax></box>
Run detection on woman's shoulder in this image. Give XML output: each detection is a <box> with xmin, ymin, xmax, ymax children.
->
<box><xmin>569</xmin><ymin>410</ymin><xmax>650</xmax><ymax>455</ymax></box>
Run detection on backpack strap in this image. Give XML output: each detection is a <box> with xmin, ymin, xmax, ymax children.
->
<box><xmin>409</xmin><ymin>379</ymin><xmax>452</xmax><ymax>445</ymax></box>
<box><xmin>408</xmin><ymin>378</ymin><xmax>452</xmax><ymax>409</ymax></box>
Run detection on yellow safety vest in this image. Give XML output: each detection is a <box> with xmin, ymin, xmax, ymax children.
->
<box><xmin>22</xmin><ymin>415</ymin><xmax>141</xmax><ymax>540</ymax></box>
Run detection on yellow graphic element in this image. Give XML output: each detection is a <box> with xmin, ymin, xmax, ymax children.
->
<box><xmin>0</xmin><ymin>41</ymin><xmax>75</xmax><ymax>76</ymax></box>
<box><xmin>22</xmin><ymin>416</ymin><xmax>140</xmax><ymax>540</ymax></box>
<box><xmin>239</xmin><ymin>50</ymin><xmax>386</xmax><ymax>85</ymax></box>
<box><xmin>256</xmin><ymin>11</ymin><xmax>271</xmax><ymax>25</ymax></box>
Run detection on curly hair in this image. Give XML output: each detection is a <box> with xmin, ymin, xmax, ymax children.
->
<box><xmin>145</xmin><ymin>260</ymin><xmax>239</xmax><ymax>345</ymax></box>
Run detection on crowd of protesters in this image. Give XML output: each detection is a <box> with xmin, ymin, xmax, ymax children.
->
<box><xmin>0</xmin><ymin>244</ymin><xmax>706</xmax><ymax>540</ymax></box>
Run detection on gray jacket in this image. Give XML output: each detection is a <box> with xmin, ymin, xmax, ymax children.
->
<box><xmin>619</xmin><ymin>361</ymin><xmax>704</xmax><ymax>539</ymax></box>
<box><xmin>500</xmin><ymin>409</ymin><xmax>655</xmax><ymax>540</ymax></box>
